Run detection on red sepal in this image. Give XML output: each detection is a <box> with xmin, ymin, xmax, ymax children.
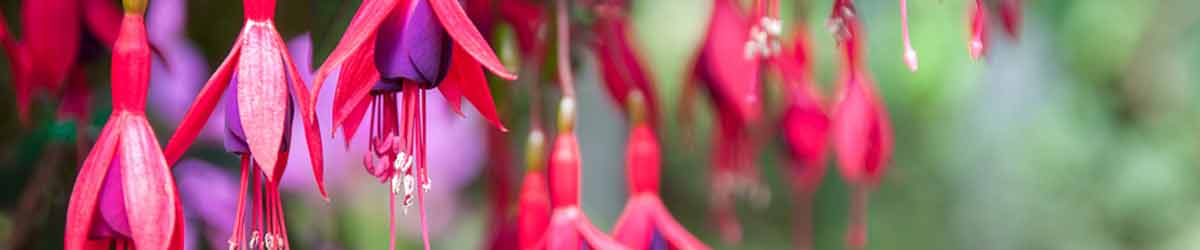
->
<box><xmin>165</xmin><ymin>36</ymin><xmax>243</xmax><ymax>165</ymax></box>
<box><xmin>312</xmin><ymin>0</ymin><xmax>401</xmax><ymax>95</ymax></box>
<box><xmin>236</xmin><ymin>23</ymin><xmax>290</xmax><ymax>178</ymax></box>
<box><xmin>446</xmin><ymin>43</ymin><xmax>506</xmax><ymax>131</ymax></box>
<box><xmin>65</xmin><ymin>115</ymin><xmax>122</xmax><ymax>250</ymax></box>
<box><xmin>275</xmin><ymin>31</ymin><xmax>329</xmax><ymax>201</ymax></box>
<box><xmin>330</xmin><ymin>35</ymin><xmax>379</xmax><ymax>140</ymax></box>
<box><xmin>120</xmin><ymin>118</ymin><xmax>182</xmax><ymax>250</ymax></box>
<box><xmin>430</xmin><ymin>0</ymin><xmax>516</xmax><ymax>80</ymax></box>
<box><xmin>518</xmin><ymin>171</ymin><xmax>550</xmax><ymax>250</ymax></box>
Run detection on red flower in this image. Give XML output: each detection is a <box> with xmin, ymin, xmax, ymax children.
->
<box><xmin>968</xmin><ymin>0</ymin><xmax>1023</xmax><ymax>59</ymax></box>
<box><xmin>313</xmin><ymin>0</ymin><xmax>516</xmax><ymax>249</ymax></box>
<box><xmin>64</xmin><ymin>4</ymin><xmax>185</xmax><ymax>249</ymax></box>
<box><xmin>541</xmin><ymin>99</ymin><xmax>628</xmax><ymax>250</ymax></box>
<box><xmin>611</xmin><ymin>94</ymin><xmax>709</xmax><ymax>250</ymax></box>
<box><xmin>773</xmin><ymin>27</ymin><xmax>830</xmax><ymax>250</ymax></box>
<box><xmin>518</xmin><ymin>129</ymin><xmax>551</xmax><ymax>250</ymax></box>
<box><xmin>828</xmin><ymin>1</ymin><xmax>894</xmax><ymax>249</ymax></box>
<box><xmin>162</xmin><ymin>0</ymin><xmax>326</xmax><ymax>248</ymax></box>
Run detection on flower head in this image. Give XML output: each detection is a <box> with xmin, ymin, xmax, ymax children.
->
<box><xmin>314</xmin><ymin>0</ymin><xmax>516</xmax><ymax>249</ymax></box>
<box><xmin>64</xmin><ymin>5</ymin><xmax>185</xmax><ymax>249</ymax></box>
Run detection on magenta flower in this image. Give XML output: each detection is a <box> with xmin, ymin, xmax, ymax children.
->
<box><xmin>64</xmin><ymin>4</ymin><xmax>185</xmax><ymax>249</ymax></box>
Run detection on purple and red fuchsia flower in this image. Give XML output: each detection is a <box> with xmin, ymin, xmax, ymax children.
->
<box><xmin>162</xmin><ymin>0</ymin><xmax>327</xmax><ymax>249</ymax></box>
<box><xmin>314</xmin><ymin>0</ymin><xmax>516</xmax><ymax>249</ymax></box>
<box><xmin>64</xmin><ymin>1</ymin><xmax>185</xmax><ymax>249</ymax></box>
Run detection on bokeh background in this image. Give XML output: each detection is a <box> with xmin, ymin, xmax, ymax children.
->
<box><xmin>2</xmin><ymin>0</ymin><xmax>1200</xmax><ymax>249</ymax></box>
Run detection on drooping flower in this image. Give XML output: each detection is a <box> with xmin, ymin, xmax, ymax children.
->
<box><xmin>611</xmin><ymin>93</ymin><xmax>709</xmax><ymax>250</ymax></box>
<box><xmin>774</xmin><ymin>27</ymin><xmax>829</xmax><ymax>250</ymax></box>
<box><xmin>827</xmin><ymin>1</ymin><xmax>895</xmax><ymax>249</ymax></box>
<box><xmin>162</xmin><ymin>0</ymin><xmax>327</xmax><ymax>248</ymax></box>
<box><xmin>685</xmin><ymin>0</ymin><xmax>768</xmax><ymax>242</ymax></box>
<box><xmin>64</xmin><ymin>3</ymin><xmax>185</xmax><ymax>249</ymax></box>
<box><xmin>541</xmin><ymin>98</ymin><xmax>629</xmax><ymax>250</ymax></box>
<box><xmin>313</xmin><ymin>0</ymin><xmax>516</xmax><ymax>249</ymax></box>
<box><xmin>517</xmin><ymin>128</ymin><xmax>551</xmax><ymax>250</ymax></box>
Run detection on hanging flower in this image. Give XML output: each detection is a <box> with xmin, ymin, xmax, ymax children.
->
<box><xmin>828</xmin><ymin>1</ymin><xmax>894</xmax><ymax>249</ymax></box>
<box><xmin>162</xmin><ymin>0</ymin><xmax>327</xmax><ymax>248</ymax></box>
<box><xmin>517</xmin><ymin>128</ymin><xmax>551</xmax><ymax>250</ymax></box>
<box><xmin>611</xmin><ymin>92</ymin><xmax>709</xmax><ymax>250</ymax></box>
<box><xmin>540</xmin><ymin>98</ymin><xmax>629</xmax><ymax>250</ymax></box>
<box><xmin>968</xmin><ymin>0</ymin><xmax>1023</xmax><ymax>59</ymax></box>
<box><xmin>774</xmin><ymin>27</ymin><xmax>829</xmax><ymax>250</ymax></box>
<box><xmin>313</xmin><ymin>0</ymin><xmax>516</xmax><ymax>249</ymax></box>
<box><xmin>64</xmin><ymin>3</ymin><xmax>186</xmax><ymax>249</ymax></box>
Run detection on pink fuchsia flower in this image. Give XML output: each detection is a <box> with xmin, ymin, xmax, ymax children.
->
<box><xmin>773</xmin><ymin>28</ymin><xmax>830</xmax><ymax>250</ymax></box>
<box><xmin>611</xmin><ymin>93</ymin><xmax>709</xmax><ymax>250</ymax></box>
<box><xmin>542</xmin><ymin>99</ymin><xmax>628</xmax><ymax>250</ymax></box>
<box><xmin>163</xmin><ymin>0</ymin><xmax>328</xmax><ymax>248</ymax></box>
<box><xmin>314</xmin><ymin>0</ymin><xmax>516</xmax><ymax>249</ymax></box>
<box><xmin>64</xmin><ymin>4</ymin><xmax>185</xmax><ymax>249</ymax></box>
<box><xmin>828</xmin><ymin>1</ymin><xmax>895</xmax><ymax>249</ymax></box>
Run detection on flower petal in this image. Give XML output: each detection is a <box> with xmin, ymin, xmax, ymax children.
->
<box><xmin>236</xmin><ymin>23</ymin><xmax>289</xmax><ymax>178</ymax></box>
<box><xmin>165</xmin><ymin>36</ymin><xmax>243</xmax><ymax>166</ymax></box>
<box><xmin>120</xmin><ymin>118</ymin><xmax>180</xmax><ymax>250</ymax></box>
<box><xmin>275</xmin><ymin>30</ymin><xmax>329</xmax><ymax>200</ymax></box>
<box><xmin>446</xmin><ymin>43</ymin><xmax>506</xmax><ymax>131</ymax></box>
<box><xmin>429</xmin><ymin>0</ymin><xmax>516</xmax><ymax>80</ymax></box>
<box><xmin>518</xmin><ymin>171</ymin><xmax>550</xmax><ymax>250</ymax></box>
<box><xmin>64</xmin><ymin>115</ymin><xmax>122</xmax><ymax>250</ymax></box>
<box><xmin>611</xmin><ymin>200</ymin><xmax>653</xmax><ymax>248</ymax></box>
<box><xmin>331</xmin><ymin>35</ymin><xmax>379</xmax><ymax>139</ymax></box>
<box><xmin>437</xmin><ymin>73</ymin><xmax>464</xmax><ymax>116</ymax></box>
<box><xmin>313</xmin><ymin>0</ymin><xmax>401</xmax><ymax>96</ymax></box>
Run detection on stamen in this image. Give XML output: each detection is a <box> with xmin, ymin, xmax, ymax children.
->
<box><xmin>901</xmin><ymin>0</ymin><xmax>918</xmax><ymax>71</ymax></box>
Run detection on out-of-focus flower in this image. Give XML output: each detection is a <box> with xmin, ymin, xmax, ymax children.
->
<box><xmin>774</xmin><ymin>28</ymin><xmax>829</xmax><ymax>250</ymax></box>
<box><xmin>969</xmin><ymin>0</ymin><xmax>1023</xmax><ymax>59</ymax></box>
<box><xmin>541</xmin><ymin>99</ymin><xmax>628</xmax><ymax>250</ymax></box>
<box><xmin>146</xmin><ymin>0</ymin><xmax>222</xmax><ymax>144</ymax></box>
<box><xmin>517</xmin><ymin>128</ymin><xmax>550</xmax><ymax>250</ymax></box>
<box><xmin>162</xmin><ymin>0</ymin><xmax>327</xmax><ymax>248</ymax></box>
<box><xmin>827</xmin><ymin>1</ymin><xmax>894</xmax><ymax>249</ymax></box>
<box><xmin>174</xmin><ymin>160</ymin><xmax>238</xmax><ymax>250</ymax></box>
<box><xmin>314</xmin><ymin>0</ymin><xmax>515</xmax><ymax>248</ymax></box>
<box><xmin>612</xmin><ymin>93</ymin><xmax>709</xmax><ymax>250</ymax></box>
<box><xmin>64</xmin><ymin>6</ymin><xmax>185</xmax><ymax>249</ymax></box>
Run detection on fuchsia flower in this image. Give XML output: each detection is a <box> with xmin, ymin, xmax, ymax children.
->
<box><xmin>540</xmin><ymin>99</ymin><xmax>628</xmax><ymax>250</ymax></box>
<box><xmin>313</xmin><ymin>0</ymin><xmax>516</xmax><ymax>249</ymax></box>
<box><xmin>163</xmin><ymin>0</ymin><xmax>327</xmax><ymax>248</ymax></box>
<box><xmin>611</xmin><ymin>93</ymin><xmax>709</xmax><ymax>250</ymax></box>
<box><xmin>686</xmin><ymin>0</ymin><xmax>770</xmax><ymax>242</ymax></box>
<box><xmin>64</xmin><ymin>3</ymin><xmax>186</xmax><ymax>249</ymax></box>
<box><xmin>517</xmin><ymin>129</ymin><xmax>551</xmax><ymax>250</ymax></box>
<box><xmin>0</xmin><ymin>0</ymin><xmax>121</xmax><ymax>124</ymax></box>
<box><xmin>827</xmin><ymin>1</ymin><xmax>894</xmax><ymax>249</ymax></box>
<box><xmin>774</xmin><ymin>28</ymin><xmax>830</xmax><ymax>250</ymax></box>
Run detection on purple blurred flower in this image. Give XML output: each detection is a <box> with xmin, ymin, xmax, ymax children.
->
<box><xmin>173</xmin><ymin>160</ymin><xmax>238</xmax><ymax>250</ymax></box>
<box><xmin>146</xmin><ymin>0</ymin><xmax>222</xmax><ymax>143</ymax></box>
